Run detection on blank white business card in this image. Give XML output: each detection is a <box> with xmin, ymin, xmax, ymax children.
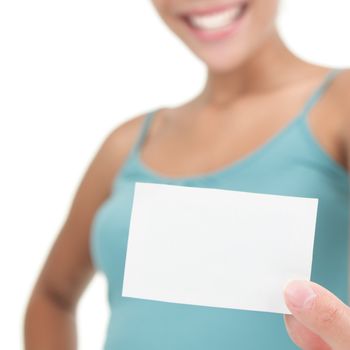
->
<box><xmin>122</xmin><ymin>182</ymin><xmax>318</xmax><ymax>314</ymax></box>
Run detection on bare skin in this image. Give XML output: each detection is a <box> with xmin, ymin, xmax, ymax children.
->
<box><xmin>136</xmin><ymin>27</ymin><xmax>350</xmax><ymax>177</ymax></box>
<box><xmin>24</xmin><ymin>5</ymin><xmax>350</xmax><ymax>350</ymax></box>
<box><xmin>140</xmin><ymin>68</ymin><xmax>350</xmax><ymax>179</ymax></box>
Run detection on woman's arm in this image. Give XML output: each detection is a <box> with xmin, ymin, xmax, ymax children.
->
<box><xmin>24</xmin><ymin>114</ymin><xmax>146</xmax><ymax>349</ymax></box>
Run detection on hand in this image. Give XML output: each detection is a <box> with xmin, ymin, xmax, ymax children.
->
<box><xmin>283</xmin><ymin>280</ymin><xmax>350</xmax><ymax>350</ymax></box>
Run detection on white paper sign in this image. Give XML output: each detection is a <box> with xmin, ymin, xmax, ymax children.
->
<box><xmin>122</xmin><ymin>182</ymin><xmax>318</xmax><ymax>314</ymax></box>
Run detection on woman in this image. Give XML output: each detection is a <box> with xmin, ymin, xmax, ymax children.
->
<box><xmin>24</xmin><ymin>0</ymin><xmax>350</xmax><ymax>349</ymax></box>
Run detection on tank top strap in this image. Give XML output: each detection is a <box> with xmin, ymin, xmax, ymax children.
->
<box><xmin>299</xmin><ymin>68</ymin><xmax>343</xmax><ymax>119</ymax></box>
<box><xmin>131</xmin><ymin>108</ymin><xmax>158</xmax><ymax>154</ymax></box>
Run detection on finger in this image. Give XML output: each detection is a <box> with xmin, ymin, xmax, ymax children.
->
<box><xmin>284</xmin><ymin>314</ymin><xmax>331</xmax><ymax>350</ymax></box>
<box><xmin>284</xmin><ymin>280</ymin><xmax>350</xmax><ymax>350</ymax></box>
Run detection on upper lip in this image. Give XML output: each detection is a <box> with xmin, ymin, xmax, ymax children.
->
<box><xmin>178</xmin><ymin>1</ymin><xmax>247</xmax><ymax>17</ymax></box>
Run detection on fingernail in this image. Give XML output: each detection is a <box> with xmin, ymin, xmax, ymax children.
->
<box><xmin>284</xmin><ymin>280</ymin><xmax>317</xmax><ymax>309</ymax></box>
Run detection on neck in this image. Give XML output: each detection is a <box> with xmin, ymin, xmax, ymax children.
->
<box><xmin>199</xmin><ymin>28</ymin><xmax>308</xmax><ymax>109</ymax></box>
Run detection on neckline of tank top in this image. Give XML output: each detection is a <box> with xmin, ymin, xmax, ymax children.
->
<box><xmin>129</xmin><ymin>68</ymin><xmax>348</xmax><ymax>182</ymax></box>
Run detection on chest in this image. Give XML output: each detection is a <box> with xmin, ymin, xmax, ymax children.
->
<box><xmin>140</xmin><ymin>91</ymin><xmax>347</xmax><ymax>178</ymax></box>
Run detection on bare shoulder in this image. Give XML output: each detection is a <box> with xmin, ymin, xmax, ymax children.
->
<box><xmin>104</xmin><ymin>112</ymin><xmax>147</xmax><ymax>167</ymax></box>
<box><xmin>107</xmin><ymin>109</ymin><xmax>167</xmax><ymax>165</ymax></box>
<box><xmin>70</xmin><ymin>113</ymin><xmax>146</xmax><ymax>205</ymax></box>
<box><xmin>331</xmin><ymin>68</ymin><xmax>350</xmax><ymax>107</ymax></box>
<box><xmin>331</xmin><ymin>68</ymin><xmax>350</xmax><ymax>171</ymax></box>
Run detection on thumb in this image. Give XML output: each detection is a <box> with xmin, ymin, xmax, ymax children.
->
<box><xmin>284</xmin><ymin>280</ymin><xmax>350</xmax><ymax>350</ymax></box>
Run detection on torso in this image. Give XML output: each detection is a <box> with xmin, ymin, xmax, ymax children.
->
<box><xmin>138</xmin><ymin>66</ymin><xmax>349</xmax><ymax>178</ymax></box>
<box><xmin>91</xmin><ymin>65</ymin><xmax>350</xmax><ymax>350</ymax></box>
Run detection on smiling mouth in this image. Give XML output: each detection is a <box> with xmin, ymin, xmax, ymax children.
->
<box><xmin>180</xmin><ymin>2</ymin><xmax>249</xmax><ymax>32</ymax></box>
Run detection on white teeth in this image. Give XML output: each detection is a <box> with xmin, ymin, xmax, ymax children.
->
<box><xmin>187</xmin><ymin>5</ymin><xmax>244</xmax><ymax>30</ymax></box>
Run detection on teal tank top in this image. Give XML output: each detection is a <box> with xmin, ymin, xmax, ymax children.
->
<box><xmin>90</xmin><ymin>68</ymin><xmax>349</xmax><ymax>349</ymax></box>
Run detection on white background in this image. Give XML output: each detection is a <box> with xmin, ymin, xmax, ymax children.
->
<box><xmin>1</xmin><ymin>0</ymin><xmax>349</xmax><ymax>349</ymax></box>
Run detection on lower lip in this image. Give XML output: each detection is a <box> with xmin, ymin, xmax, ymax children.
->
<box><xmin>182</xmin><ymin>5</ymin><xmax>248</xmax><ymax>42</ymax></box>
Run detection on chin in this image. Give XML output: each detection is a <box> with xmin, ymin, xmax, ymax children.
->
<box><xmin>195</xmin><ymin>43</ymin><xmax>254</xmax><ymax>73</ymax></box>
<box><xmin>153</xmin><ymin>0</ymin><xmax>280</xmax><ymax>74</ymax></box>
